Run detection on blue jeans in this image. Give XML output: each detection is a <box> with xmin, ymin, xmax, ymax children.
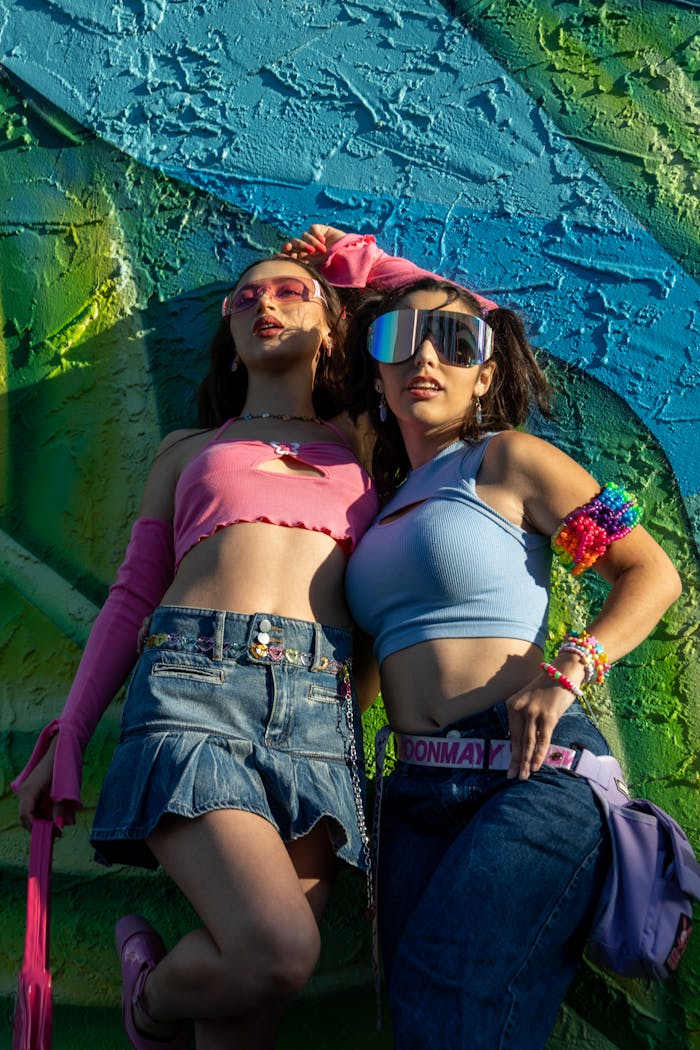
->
<box><xmin>377</xmin><ymin>701</ymin><xmax>611</xmax><ymax>1050</ymax></box>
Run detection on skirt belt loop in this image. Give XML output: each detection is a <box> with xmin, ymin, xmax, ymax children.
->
<box><xmin>213</xmin><ymin>611</ymin><xmax>226</xmax><ymax>661</ymax></box>
<box><xmin>311</xmin><ymin>621</ymin><xmax>323</xmax><ymax>672</ymax></box>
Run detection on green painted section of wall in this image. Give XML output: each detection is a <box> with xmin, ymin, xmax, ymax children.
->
<box><xmin>453</xmin><ymin>0</ymin><xmax>700</xmax><ymax>278</ymax></box>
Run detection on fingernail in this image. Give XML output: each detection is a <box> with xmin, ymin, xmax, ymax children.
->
<box><xmin>306</xmin><ymin>246</ymin><xmax>316</xmax><ymax>254</ymax></box>
<box><xmin>283</xmin><ymin>243</ymin><xmax>292</xmax><ymax>251</ymax></box>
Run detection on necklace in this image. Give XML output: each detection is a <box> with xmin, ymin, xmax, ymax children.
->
<box><xmin>236</xmin><ymin>412</ymin><xmax>321</xmax><ymax>423</ymax></box>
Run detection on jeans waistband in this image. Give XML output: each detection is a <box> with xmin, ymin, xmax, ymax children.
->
<box><xmin>144</xmin><ymin>606</ymin><xmax>352</xmax><ymax>672</ymax></box>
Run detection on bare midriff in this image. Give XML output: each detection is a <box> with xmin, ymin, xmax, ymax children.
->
<box><xmin>380</xmin><ymin>636</ymin><xmax>544</xmax><ymax>733</ymax></box>
<box><xmin>161</xmin><ymin>520</ymin><xmax>352</xmax><ymax>627</ymax></box>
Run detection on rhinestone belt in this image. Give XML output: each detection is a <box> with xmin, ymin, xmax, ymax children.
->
<box><xmin>143</xmin><ymin>632</ymin><xmax>351</xmax><ymax>682</ymax></box>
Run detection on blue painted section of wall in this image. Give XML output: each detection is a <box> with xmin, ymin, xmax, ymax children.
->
<box><xmin>1</xmin><ymin>0</ymin><xmax>697</xmax><ymax>529</ymax></box>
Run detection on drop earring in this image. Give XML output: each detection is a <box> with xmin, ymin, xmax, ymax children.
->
<box><xmin>230</xmin><ymin>354</ymin><xmax>239</xmax><ymax>373</ymax></box>
<box><xmin>474</xmin><ymin>396</ymin><xmax>483</xmax><ymax>426</ymax></box>
<box><xmin>374</xmin><ymin>379</ymin><xmax>388</xmax><ymax>423</ymax></box>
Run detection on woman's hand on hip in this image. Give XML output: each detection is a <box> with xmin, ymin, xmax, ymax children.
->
<box><xmin>505</xmin><ymin>676</ymin><xmax>576</xmax><ymax>781</ymax></box>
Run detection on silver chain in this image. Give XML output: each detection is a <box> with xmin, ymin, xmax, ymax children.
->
<box><xmin>343</xmin><ymin>672</ymin><xmax>374</xmax><ymax>913</ymax></box>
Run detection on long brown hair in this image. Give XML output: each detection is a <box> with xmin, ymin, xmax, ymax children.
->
<box><xmin>345</xmin><ymin>278</ymin><xmax>553</xmax><ymax>498</ymax></box>
<box><xmin>197</xmin><ymin>260</ymin><xmax>351</xmax><ymax>426</ymax></box>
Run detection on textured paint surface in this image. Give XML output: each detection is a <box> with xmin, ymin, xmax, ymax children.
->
<box><xmin>0</xmin><ymin>1</ymin><xmax>698</xmax><ymax>1048</ymax></box>
<box><xmin>0</xmin><ymin>0</ymin><xmax>698</xmax><ymax>524</ymax></box>
<box><xmin>453</xmin><ymin>0</ymin><xmax>700</xmax><ymax>278</ymax></box>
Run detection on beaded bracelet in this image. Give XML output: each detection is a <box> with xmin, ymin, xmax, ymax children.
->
<box><xmin>558</xmin><ymin>639</ymin><xmax>597</xmax><ymax>684</ymax></box>
<box><xmin>539</xmin><ymin>661</ymin><xmax>584</xmax><ymax>699</ymax></box>
<box><xmin>551</xmin><ymin>482</ymin><xmax>641</xmax><ymax>576</ymax></box>
<box><xmin>559</xmin><ymin>631</ymin><xmax>611</xmax><ymax>685</ymax></box>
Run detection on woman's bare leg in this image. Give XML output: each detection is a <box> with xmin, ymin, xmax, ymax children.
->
<box><xmin>193</xmin><ymin>820</ymin><xmax>338</xmax><ymax>1050</ymax></box>
<box><xmin>142</xmin><ymin>811</ymin><xmax>337</xmax><ymax>1049</ymax></box>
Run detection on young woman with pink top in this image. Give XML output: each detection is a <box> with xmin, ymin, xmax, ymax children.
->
<box><xmin>13</xmin><ymin>223</ymin><xmax>570</xmax><ymax>1049</ymax></box>
<box><xmin>12</xmin><ymin>253</ymin><xmax>392</xmax><ymax>1050</ymax></box>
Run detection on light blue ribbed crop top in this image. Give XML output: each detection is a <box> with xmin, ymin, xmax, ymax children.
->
<box><xmin>345</xmin><ymin>436</ymin><xmax>552</xmax><ymax>664</ymax></box>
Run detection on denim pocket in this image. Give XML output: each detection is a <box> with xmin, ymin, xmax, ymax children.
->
<box><xmin>150</xmin><ymin>659</ymin><xmax>225</xmax><ymax>684</ymax></box>
<box><xmin>307</xmin><ymin>682</ymin><xmax>344</xmax><ymax>704</ymax></box>
<box><xmin>122</xmin><ymin>651</ymin><xmax>228</xmax><ymax>735</ymax></box>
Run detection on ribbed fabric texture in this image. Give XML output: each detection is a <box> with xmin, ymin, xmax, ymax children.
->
<box><xmin>346</xmin><ymin>437</ymin><xmax>551</xmax><ymax>664</ymax></box>
<box><xmin>174</xmin><ymin>422</ymin><xmax>378</xmax><ymax>564</ymax></box>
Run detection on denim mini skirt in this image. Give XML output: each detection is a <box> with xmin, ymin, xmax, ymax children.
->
<box><xmin>90</xmin><ymin>606</ymin><xmax>367</xmax><ymax>871</ymax></box>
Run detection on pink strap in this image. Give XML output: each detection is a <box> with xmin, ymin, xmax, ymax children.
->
<box><xmin>25</xmin><ymin>819</ymin><xmax>55</xmax><ymax>969</ymax></box>
<box><xmin>318</xmin><ymin>233</ymin><xmax>499</xmax><ymax>313</ymax></box>
<box><xmin>206</xmin><ymin>419</ymin><xmax>235</xmax><ymax>443</ymax></box>
<box><xmin>13</xmin><ymin>818</ymin><xmax>56</xmax><ymax>1050</ymax></box>
<box><xmin>317</xmin><ymin>418</ymin><xmax>353</xmax><ymax>449</ymax></box>
<box><xmin>11</xmin><ymin>518</ymin><xmax>175</xmax><ymax>808</ymax></box>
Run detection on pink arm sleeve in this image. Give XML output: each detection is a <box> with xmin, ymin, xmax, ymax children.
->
<box><xmin>317</xmin><ymin>232</ymin><xmax>498</xmax><ymax>313</ymax></box>
<box><xmin>11</xmin><ymin>517</ymin><xmax>175</xmax><ymax>808</ymax></box>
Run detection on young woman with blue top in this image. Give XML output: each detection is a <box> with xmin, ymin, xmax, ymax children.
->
<box><xmin>338</xmin><ymin>270</ymin><xmax>681</xmax><ymax>1049</ymax></box>
<box><xmin>13</xmin><ymin>256</ymin><xmax>380</xmax><ymax>1050</ymax></box>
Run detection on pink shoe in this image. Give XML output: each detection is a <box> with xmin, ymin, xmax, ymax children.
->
<box><xmin>115</xmin><ymin>914</ymin><xmax>188</xmax><ymax>1049</ymax></box>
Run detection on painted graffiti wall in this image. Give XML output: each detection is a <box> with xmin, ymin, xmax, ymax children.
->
<box><xmin>0</xmin><ymin>1</ymin><xmax>698</xmax><ymax>1047</ymax></box>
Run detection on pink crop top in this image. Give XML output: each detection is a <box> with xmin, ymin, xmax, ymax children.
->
<box><xmin>173</xmin><ymin>419</ymin><xmax>379</xmax><ymax>565</ymax></box>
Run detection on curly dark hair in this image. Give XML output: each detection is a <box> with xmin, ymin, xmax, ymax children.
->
<box><xmin>344</xmin><ymin>278</ymin><xmax>553</xmax><ymax>498</ymax></box>
<box><xmin>197</xmin><ymin>259</ymin><xmax>354</xmax><ymax>426</ymax></box>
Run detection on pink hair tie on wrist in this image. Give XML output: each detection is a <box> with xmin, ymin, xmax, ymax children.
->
<box><xmin>539</xmin><ymin>661</ymin><xmax>584</xmax><ymax>700</ymax></box>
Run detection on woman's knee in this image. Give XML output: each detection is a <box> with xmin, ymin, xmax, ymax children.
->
<box><xmin>222</xmin><ymin>910</ymin><xmax>321</xmax><ymax>1004</ymax></box>
<box><xmin>259</xmin><ymin>915</ymin><xmax>321</xmax><ymax>997</ymax></box>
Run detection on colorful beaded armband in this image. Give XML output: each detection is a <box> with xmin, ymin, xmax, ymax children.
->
<box><xmin>551</xmin><ymin>482</ymin><xmax>641</xmax><ymax>576</ymax></box>
<box><xmin>558</xmin><ymin>631</ymin><xmax>610</xmax><ymax>685</ymax></box>
<box><xmin>539</xmin><ymin>661</ymin><xmax>584</xmax><ymax>699</ymax></box>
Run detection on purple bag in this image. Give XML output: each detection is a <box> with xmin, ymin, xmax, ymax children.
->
<box><xmin>576</xmin><ymin>750</ymin><xmax>700</xmax><ymax>980</ymax></box>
